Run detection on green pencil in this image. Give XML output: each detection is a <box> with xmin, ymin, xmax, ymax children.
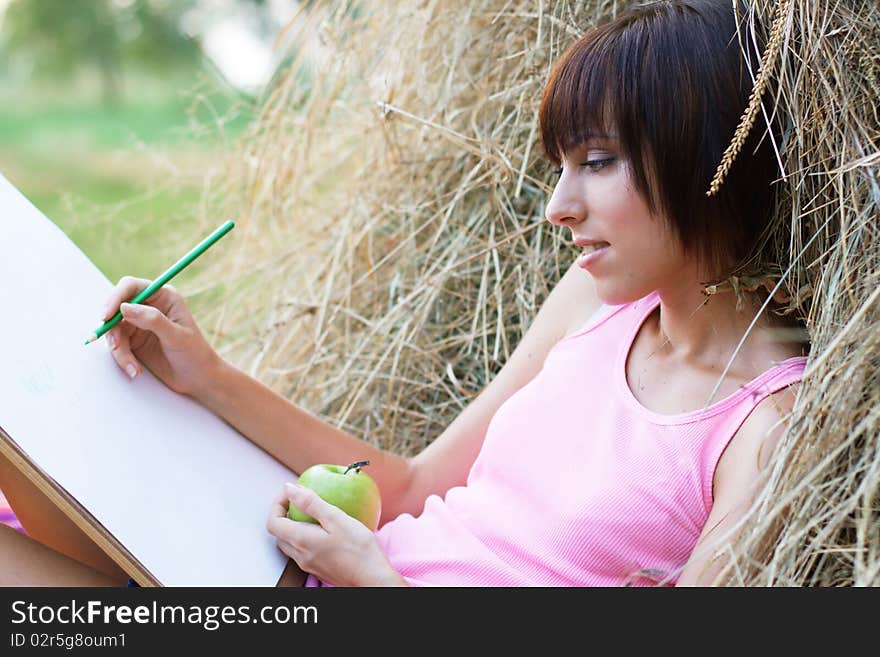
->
<box><xmin>84</xmin><ymin>220</ymin><xmax>235</xmax><ymax>346</ymax></box>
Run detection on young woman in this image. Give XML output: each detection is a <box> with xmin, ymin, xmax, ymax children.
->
<box><xmin>0</xmin><ymin>0</ymin><xmax>808</xmax><ymax>587</ymax></box>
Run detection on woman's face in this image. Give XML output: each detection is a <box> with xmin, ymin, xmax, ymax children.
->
<box><xmin>545</xmin><ymin>138</ymin><xmax>695</xmax><ymax>305</ymax></box>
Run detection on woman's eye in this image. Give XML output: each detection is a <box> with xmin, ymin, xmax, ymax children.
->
<box><xmin>580</xmin><ymin>158</ymin><xmax>614</xmax><ymax>172</ymax></box>
<box><xmin>553</xmin><ymin>158</ymin><xmax>613</xmax><ymax>179</ymax></box>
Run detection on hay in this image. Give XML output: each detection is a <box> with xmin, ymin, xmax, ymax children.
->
<box><xmin>184</xmin><ymin>0</ymin><xmax>879</xmax><ymax>586</ymax></box>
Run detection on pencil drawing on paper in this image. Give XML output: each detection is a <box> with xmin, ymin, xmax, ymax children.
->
<box><xmin>19</xmin><ymin>359</ymin><xmax>55</xmax><ymax>395</ymax></box>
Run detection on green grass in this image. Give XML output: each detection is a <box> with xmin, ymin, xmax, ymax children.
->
<box><xmin>0</xmin><ymin>68</ymin><xmax>255</xmax><ymax>283</ymax></box>
<box><xmin>0</xmin><ymin>69</ymin><xmax>254</xmax><ymax>146</ymax></box>
<box><xmin>0</xmin><ymin>98</ymin><xmax>196</xmax><ymax>149</ymax></box>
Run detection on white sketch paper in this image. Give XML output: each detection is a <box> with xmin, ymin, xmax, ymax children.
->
<box><xmin>0</xmin><ymin>173</ymin><xmax>297</xmax><ymax>586</ymax></box>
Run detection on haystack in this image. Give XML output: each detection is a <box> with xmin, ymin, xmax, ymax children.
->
<box><xmin>181</xmin><ymin>0</ymin><xmax>879</xmax><ymax>586</ymax></box>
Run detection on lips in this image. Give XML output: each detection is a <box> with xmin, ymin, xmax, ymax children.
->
<box><xmin>573</xmin><ymin>238</ymin><xmax>610</xmax><ymax>254</ymax></box>
<box><xmin>573</xmin><ymin>238</ymin><xmax>610</xmax><ymax>249</ymax></box>
<box><xmin>575</xmin><ymin>241</ymin><xmax>610</xmax><ymax>270</ymax></box>
<box><xmin>580</xmin><ymin>242</ymin><xmax>609</xmax><ymax>254</ymax></box>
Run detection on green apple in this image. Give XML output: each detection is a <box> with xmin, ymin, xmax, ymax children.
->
<box><xmin>288</xmin><ymin>460</ymin><xmax>382</xmax><ymax>531</ymax></box>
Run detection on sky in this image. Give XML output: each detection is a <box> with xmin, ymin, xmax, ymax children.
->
<box><xmin>183</xmin><ymin>0</ymin><xmax>303</xmax><ymax>92</ymax></box>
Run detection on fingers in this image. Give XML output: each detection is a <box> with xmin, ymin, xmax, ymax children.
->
<box><xmin>101</xmin><ymin>277</ymin><xmax>181</xmax><ymax>380</ymax></box>
<box><xmin>102</xmin><ymin>276</ymin><xmax>152</xmax><ymax>321</ymax></box>
<box><xmin>266</xmin><ymin>483</ymin><xmax>339</xmax><ymax>538</ymax></box>
<box><xmin>104</xmin><ymin>319</ymin><xmax>141</xmax><ymax>380</ymax></box>
<box><xmin>269</xmin><ymin>485</ymin><xmax>294</xmax><ymax>521</ymax></box>
<box><xmin>119</xmin><ymin>302</ymin><xmax>182</xmax><ymax>344</ymax></box>
<box><xmin>101</xmin><ymin>276</ymin><xmax>181</xmax><ymax>323</ymax></box>
<box><xmin>284</xmin><ymin>483</ymin><xmax>347</xmax><ymax>529</ymax></box>
<box><xmin>266</xmin><ymin>490</ymin><xmax>324</xmax><ymax>556</ymax></box>
<box><xmin>106</xmin><ymin>330</ymin><xmax>141</xmax><ymax>380</ymax></box>
<box><xmin>266</xmin><ymin>484</ymin><xmax>301</xmax><ymax>538</ymax></box>
<box><xmin>100</xmin><ymin>276</ymin><xmax>153</xmax><ymax>367</ymax></box>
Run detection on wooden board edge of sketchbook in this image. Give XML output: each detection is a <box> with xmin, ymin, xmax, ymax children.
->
<box><xmin>0</xmin><ymin>424</ymin><xmax>160</xmax><ymax>587</ymax></box>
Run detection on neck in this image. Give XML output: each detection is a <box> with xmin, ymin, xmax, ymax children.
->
<box><xmin>649</xmin><ymin>281</ymin><xmax>778</xmax><ymax>365</ymax></box>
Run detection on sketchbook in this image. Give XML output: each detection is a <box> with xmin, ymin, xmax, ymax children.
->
<box><xmin>0</xmin><ymin>173</ymin><xmax>297</xmax><ymax>586</ymax></box>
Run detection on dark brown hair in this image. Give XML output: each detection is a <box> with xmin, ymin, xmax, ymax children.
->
<box><xmin>539</xmin><ymin>0</ymin><xmax>780</xmax><ymax>284</ymax></box>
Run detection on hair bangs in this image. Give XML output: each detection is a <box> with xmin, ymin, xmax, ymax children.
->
<box><xmin>538</xmin><ymin>29</ymin><xmax>621</xmax><ymax>166</ymax></box>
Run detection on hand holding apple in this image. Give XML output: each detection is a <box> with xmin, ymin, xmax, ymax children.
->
<box><xmin>288</xmin><ymin>460</ymin><xmax>382</xmax><ymax>532</ymax></box>
<box><xmin>267</xmin><ymin>473</ymin><xmax>408</xmax><ymax>586</ymax></box>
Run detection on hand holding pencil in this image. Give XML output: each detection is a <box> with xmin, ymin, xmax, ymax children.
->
<box><xmin>92</xmin><ymin>220</ymin><xmax>233</xmax><ymax>398</ymax></box>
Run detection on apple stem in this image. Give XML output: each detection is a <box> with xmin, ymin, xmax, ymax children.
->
<box><xmin>345</xmin><ymin>460</ymin><xmax>370</xmax><ymax>475</ymax></box>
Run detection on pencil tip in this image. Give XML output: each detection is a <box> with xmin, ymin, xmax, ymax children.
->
<box><xmin>84</xmin><ymin>335</ymin><xmax>94</xmax><ymax>345</ymax></box>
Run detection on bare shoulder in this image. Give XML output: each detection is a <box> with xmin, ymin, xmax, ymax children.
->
<box><xmin>678</xmin><ymin>381</ymin><xmax>802</xmax><ymax>585</ymax></box>
<box><xmin>715</xmin><ymin>381</ymin><xmax>801</xmax><ymax>498</ymax></box>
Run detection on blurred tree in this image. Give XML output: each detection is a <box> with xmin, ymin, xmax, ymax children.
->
<box><xmin>3</xmin><ymin>0</ymin><xmax>202</xmax><ymax>104</ymax></box>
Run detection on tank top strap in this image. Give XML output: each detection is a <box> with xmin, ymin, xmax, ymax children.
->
<box><xmin>565</xmin><ymin>300</ymin><xmax>632</xmax><ymax>341</ymax></box>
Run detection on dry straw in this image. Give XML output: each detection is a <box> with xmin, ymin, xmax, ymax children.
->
<box><xmin>706</xmin><ymin>0</ymin><xmax>791</xmax><ymax>197</ymax></box>
<box><xmin>183</xmin><ymin>0</ymin><xmax>878</xmax><ymax>585</ymax></box>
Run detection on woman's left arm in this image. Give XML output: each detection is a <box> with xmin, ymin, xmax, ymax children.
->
<box><xmin>266</xmin><ymin>483</ymin><xmax>410</xmax><ymax>587</ymax></box>
<box><xmin>676</xmin><ymin>385</ymin><xmax>800</xmax><ymax>586</ymax></box>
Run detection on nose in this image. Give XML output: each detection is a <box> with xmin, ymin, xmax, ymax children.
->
<box><xmin>545</xmin><ymin>171</ymin><xmax>587</xmax><ymax>228</ymax></box>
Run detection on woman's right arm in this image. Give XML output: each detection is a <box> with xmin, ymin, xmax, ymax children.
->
<box><xmin>101</xmin><ymin>277</ymin><xmax>415</xmax><ymax>529</ymax></box>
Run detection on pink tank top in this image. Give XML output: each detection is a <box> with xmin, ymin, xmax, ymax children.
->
<box><xmin>306</xmin><ymin>290</ymin><xmax>807</xmax><ymax>586</ymax></box>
